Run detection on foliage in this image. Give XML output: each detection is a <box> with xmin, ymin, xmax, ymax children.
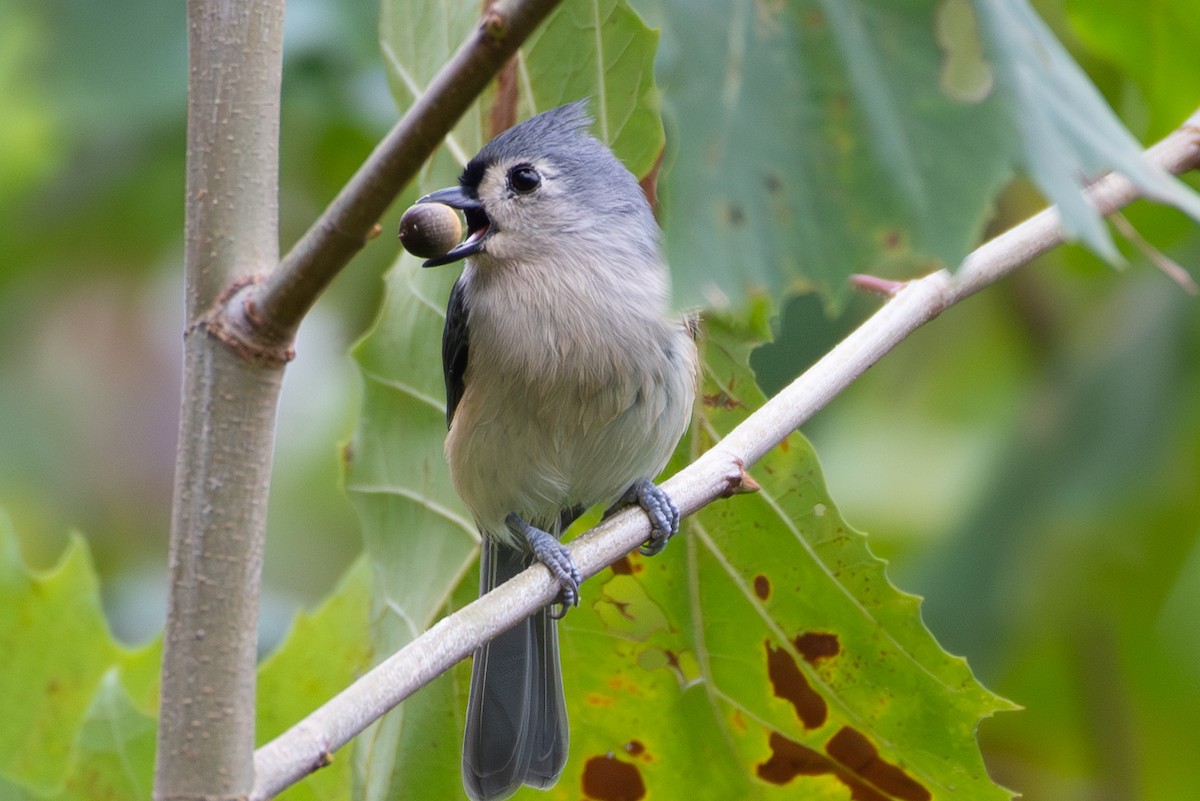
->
<box><xmin>0</xmin><ymin>510</ymin><xmax>372</xmax><ymax>801</ymax></box>
<box><xmin>649</xmin><ymin>0</ymin><xmax>1200</xmax><ymax>310</ymax></box>
<box><xmin>0</xmin><ymin>0</ymin><xmax>1198</xmax><ymax>800</ymax></box>
<box><xmin>0</xmin><ymin>512</ymin><xmax>157</xmax><ymax>799</ymax></box>
<box><xmin>344</xmin><ymin>1</ymin><xmax>1030</xmax><ymax>798</ymax></box>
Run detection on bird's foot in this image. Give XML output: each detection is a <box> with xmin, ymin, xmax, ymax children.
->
<box><xmin>606</xmin><ymin>479</ymin><xmax>680</xmax><ymax>556</ymax></box>
<box><xmin>506</xmin><ymin>513</ymin><xmax>582</xmax><ymax>618</ymax></box>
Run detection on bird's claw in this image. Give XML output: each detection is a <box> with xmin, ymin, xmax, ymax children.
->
<box><xmin>506</xmin><ymin>513</ymin><xmax>582</xmax><ymax>615</ymax></box>
<box><xmin>630</xmin><ymin>479</ymin><xmax>680</xmax><ymax>556</ymax></box>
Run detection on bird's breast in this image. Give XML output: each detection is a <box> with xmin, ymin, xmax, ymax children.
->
<box><xmin>444</xmin><ymin>256</ymin><xmax>694</xmax><ymax>539</ymax></box>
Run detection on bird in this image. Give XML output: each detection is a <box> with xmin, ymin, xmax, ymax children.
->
<box><xmin>416</xmin><ymin>100</ymin><xmax>698</xmax><ymax>801</ymax></box>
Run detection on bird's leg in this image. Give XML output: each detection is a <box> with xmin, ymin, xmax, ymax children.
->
<box><xmin>605</xmin><ymin>478</ymin><xmax>681</xmax><ymax>556</ymax></box>
<box><xmin>505</xmin><ymin>513</ymin><xmax>582</xmax><ymax>618</ymax></box>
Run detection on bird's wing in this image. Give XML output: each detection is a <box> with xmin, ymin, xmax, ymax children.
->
<box><xmin>442</xmin><ymin>275</ymin><xmax>470</xmax><ymax>428</ymax></box>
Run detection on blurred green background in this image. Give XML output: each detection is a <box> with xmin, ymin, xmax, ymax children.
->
<box><xmin>0</xmin><ymin>0</ymin><xmax>389</xmax><ymax>646</ymax></box>
<box><xmin>1</xmin><ymin>0</ymin><xmax>1197</xmax><ymax>799</ymax></box>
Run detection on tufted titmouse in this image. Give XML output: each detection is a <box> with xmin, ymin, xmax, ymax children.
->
<box><xmin>418</xmin><ymin>101</ymin><xmax>697</xmax><ymax>801</ymax></box>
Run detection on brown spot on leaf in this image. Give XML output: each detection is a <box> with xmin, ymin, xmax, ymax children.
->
<box><xmin>794</xmin><ymin>631</ymin><xmax>840</xmax><ymax>665</ymax></box>
<box><xmin>754</xmin><ymin>574</ymin><xmax>771</xmax><ymax>600</ymax></box>
<box><xmin>765</xmin><ymin>641</ymin><xmax>827</xmax><ymax>729</ymax></box>
<box><xmin>756</xmin><ymin>732</ymin><xmax>829</xmax><ymax>784</ymax></box>
<box><xmin>826</xmin><ymin>727</ymin><xmax>932</xmax><ymax>801</ymax></box>
<box><xmin>883</xmin><ymin>229</ymin><xmax>903</xmax><ymax>250</ymax></box>
<box><xmin>624</xmin><ymin>739</ymin><xmax>646</xmax><ymax>757</ymax></box>
<box><xmin>720</xmin><ymin>202</ymin><xmax>746</xmax><ymax>226</ymax></box>
<box><xmin>607</xmin><ymin>598</ymin><xmax>635</xmax><ymax>621</ymax></box>
<box><xmin>611</xmin><ymin>556</ymin><xmax>634</xmax><ymax>575</ymax></box>
<box><xmin>662</xmin><ymin>649</ymin><xmax>685</xmax><ymax>682</ymax></box>
<box><xmin>702</xmin><ymin>391</ymin><xmax>743</xmax><ymax>410</ymax></box>
<box><xmin>758</xmin><ymin>730</ymin><xmax>924</xmax><ymax>801</ymax></box>
<box><xmin>582</xmin><ymin>754</ymin><xmax>646</xmax><ymax>801</ymax></box>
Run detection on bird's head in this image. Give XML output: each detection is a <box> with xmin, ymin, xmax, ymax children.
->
<box><xmin>418</xmin><ymin>100</ymin><xmax>655</xmax><ymax>268</ymax></box>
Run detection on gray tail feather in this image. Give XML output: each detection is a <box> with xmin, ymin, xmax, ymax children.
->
<box><xmin>462</xmin><ymin>536</ymin><xmax>568</xmax><ymax>801</ymax></box>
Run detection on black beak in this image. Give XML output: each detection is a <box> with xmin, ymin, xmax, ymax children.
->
<box><xmin>417</xmin><ymin>187</ymin><xmax>491</xmax><ymax>267</ymax></box>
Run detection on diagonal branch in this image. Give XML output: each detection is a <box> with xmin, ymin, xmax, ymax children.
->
<box><xmin>249</xmin><ymin>108</ymin><xmax>1200</xmax><ymax>800</ymax></box>
<box><xmin>237</xmin><ymin>0</ymin><xmax>564</xmax><ymax>357</ymax></box>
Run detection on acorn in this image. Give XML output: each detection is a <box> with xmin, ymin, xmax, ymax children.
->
<box><xmin>398</xmin><ymin>202</ymin><xmax>463</xmax><ymax>259</ymax></box>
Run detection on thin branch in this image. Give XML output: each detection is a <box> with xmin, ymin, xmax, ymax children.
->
<box><xmin>1110</xmin><ymin>210</ymin><xmax>1200</xmax><ymax>294</ymax></box>
<box><xmin>250</xmin><ymin>109</ymin><xmax>1200</xmax><ymax>800</ymax></box>
<box><xmin>239</xmin><ymin>0</ymin><xmax>564</xmax><ymax>355</ymax></box>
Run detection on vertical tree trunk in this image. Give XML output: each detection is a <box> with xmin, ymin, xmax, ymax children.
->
<box><xmin>154</xmin><ymin>1</ymin><xmax>285</xmax><ymax>798</ymax></box>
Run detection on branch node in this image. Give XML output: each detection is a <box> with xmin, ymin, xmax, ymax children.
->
<box><xmin>197</xmin><ymin>275</ymin><xmax>296</xmax><ymax>368</ymax></box>
<box><xmin>734</xmin><ymin>469</ymin><xmax>762</xmax><ymax>495</ymax></box>
<box><xmin>482</xmin><ymin>9</ymin><xmax>508</xmax><ymax>43</ymax></box>
<box><xmin>716</xmin><ymin>456</ymin><xmax>757</xmax><ymax>498</ymax></box>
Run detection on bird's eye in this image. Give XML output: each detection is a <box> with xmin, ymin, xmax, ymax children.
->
<box><xmin>507</xmin><ymin>165</ymin><xmax>541</xmax><ymax>194</ymax></box>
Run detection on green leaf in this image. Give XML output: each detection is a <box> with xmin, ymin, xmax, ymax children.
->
<box><xmin>651</xmin><ymin>0</ymin><xmax>1200</xmax><ymax>311</ymax></box>
<box><xmin>361</xmin><ymin>5</ymin><xmax>490</xmax><ymax>797</ymax></box>
<box><xmin>0</xmin><ymin>668</ymin><xmax>160</xmax><ymax>801</ymax></box>
<box><xmin>0</xmin><ymin>511</ymin><xmax>165</xmax><ymax>801</ymax></box>
<box><xmin>346</xmin><ymin>181</ymin><xmax>479</xmax><ymax>801</ymax></box>
<box><xmin>379</xmin><ymin>0</ymin><xmax>488</xmax><ymax>165</ymax></box>
<box><xmin>540</xmin><ymin>306</ymin><xmax>1014</xmax><ymax>800</ymax></box>
<box><xmin>257</xmin><ymin>558</ymin><xmax>375</xmax><ymax>801</ymax></box>
<box><xmin>522</xmin><ymin>0</ymin><xmax>665</xmax><ymax>176</ymax></box>
<box><xmin>380</xmin><ymin>0</ymin><xmax>665</xmax><ymax>174</ymax></box>
<box><xmin>0</xmin><ymin>514</ymin><xmax>125</xmax><ymax>794</ymax></box>
<box><xmin>0</xmin><ymin>507</ymin><xmax>379</xmax><ymax>801</ymax></box>
<box><xmin>54</xmin><ymin>671</ymin><xmax>158</xmax><ymax>801</ymax></box>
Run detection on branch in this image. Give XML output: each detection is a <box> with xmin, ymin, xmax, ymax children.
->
<box><xmin>249</xmin><ymin>109</ymin><xmax>1200</xmax><ymax>800</ymax></box>
<box><xmin>155</xmin><ymin>1</ymin><xmax>285</xmax><ymax>799</ymax></box>
<box><xmin>229</xmin><ymin>0</ymin><xmax>565</xmax><ymax>359</ymax></box>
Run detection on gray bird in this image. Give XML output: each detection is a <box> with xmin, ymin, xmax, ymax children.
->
<box><xmin>418</xmin><ymin>101</ymin><xmax>697</xmax><ymax>801</ymax></box>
